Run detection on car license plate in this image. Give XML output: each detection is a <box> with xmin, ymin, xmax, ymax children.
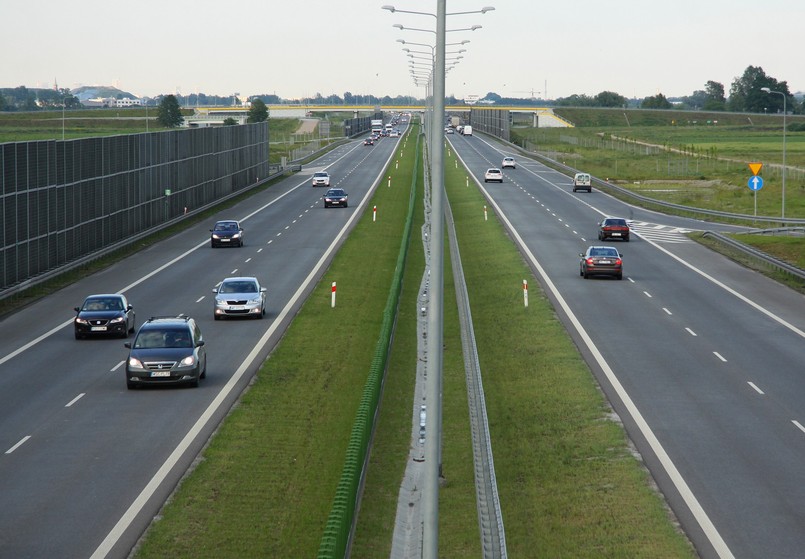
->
<box><xmin>612</xmin><ymin>233</ymin><xmax>621</xmax><ymax>237</ymax></box>
<box><xmin>91</xmin><ymin>326</ymin><xmax>107</xmax><ymax>331</ymax></box>
<box><xmin>150</xmin><ymin>371</ymin><xmax>171</xmax><ymax>377</ymax></box>
<box><xmin>229</xmin><ymin>306</ymin><xmax>244</xmax><ymax>311</ymax></box>
<box><xmin>599</xmin><ymin>260</ymin><xmax>611</xmax><ymax>264</ymax></box>
<box><xmin>221</xmin><ymin>238</ymin><xmax>230</xmax><ymax>242</ymax></box>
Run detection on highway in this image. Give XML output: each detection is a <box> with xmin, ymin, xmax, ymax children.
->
<box><xmin>449</xmin><ymin>131</ymin><xmax>805</xmax><ymax>559</ymax></box>
<box><xmin>0</xmin><ymin>132</ymin><xmax>402</xmax><ymax>559</ymax></box>
<box><xmin>3</xmin><ymin>122</ymin><xmax>804</xmax><ymax>559</ymax></box>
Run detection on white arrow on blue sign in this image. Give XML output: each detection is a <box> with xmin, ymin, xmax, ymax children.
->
<box><xmin>748</xmin><ymin>176</ymin><xmax>764</xmax><ymax>191</ymax></box>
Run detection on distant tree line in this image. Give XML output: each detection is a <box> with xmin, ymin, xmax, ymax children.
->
<box><xmin>2</xmin><ymin>65</ymin><xmax>800</xmax><ymax>116</ymax></box>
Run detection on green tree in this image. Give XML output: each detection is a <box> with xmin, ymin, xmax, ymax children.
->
<box><xmin>247</xmin><ymin>98</ymin><xmax>268</xmax><ymax>123</ymax></box>
<box><xmin>595</xmin><ymin>90</ymin><xmax>627</xmax><ymax>108</ymax></box>
<box><xmin>703</xmin><ymin>80</ymin><xmax>726</xmax><ymax>111</ymax></box>
<box><xmin>728</xmin><ymin>65</ymin><xmax>792</xmax><ymax>113</ymax></box>
<box><xmin>223</xmin><ymin>117</ymin><xmax>238</xmax><ymax>126</ymax></box>
<box><xmin>641</xmin><ymin>93</ymin><xmax>672</xmax><ymax>109</ymax></box>
<box><xmin>157</xmin><ymin>94</ymin><xmax>183</xmax><ymax>127</ymax></box>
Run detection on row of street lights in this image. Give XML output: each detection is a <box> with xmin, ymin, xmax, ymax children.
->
<box><xmin>382</xmin><ymin>4</ymin><xmax>494</xmax><ymax>559</ymax></box>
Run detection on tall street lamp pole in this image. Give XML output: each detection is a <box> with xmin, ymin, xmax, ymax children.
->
<box><xmin>761</xmin><ymin>87</ymin><xmax>787</xmax><ymax>219</ymax></box>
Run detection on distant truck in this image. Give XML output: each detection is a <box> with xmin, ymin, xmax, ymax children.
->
<box><xmin>461</xmin><ymin>125</ymin><xmax>473</xmax><ymax>136</ymax></box>
<box><xmin>371</xmin><ymin>119</ymin><xmax>383</xmax><ymax>135</ymax></box>
<box><xmin>572</xmin><ymin>172</ymin><xmax>592</xmax><ymax>192</ymax></box>
<box><xmin>450</xmin><ymin>116</ymin><xmax>461</xmax><ymax>128</ymax></box>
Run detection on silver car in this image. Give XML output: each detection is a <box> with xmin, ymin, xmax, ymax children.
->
<box><xmin>213</xmin><ymin>276</ymin><xmax>267</xmax><ymax>320</ymax></box>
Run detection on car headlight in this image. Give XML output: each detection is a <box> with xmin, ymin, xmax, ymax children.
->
<box><xmin>232</xmin><ymin>233</ymin><xmax>241</xmax><ymax>239</ymax></box>
<box><xmin>180</xmin><ymin>355</ymin><xmax>197</xmax><ymax>367</ymax></box>
<box><xmin>247</xmin><ymin>297</ymin><xmax>262</xmax><ymax>305</ymax></box>
<box><xmin>212</xmin><ymin>233</ymin><xmax>221</xmax><ymax>239</ymax></box>
<box><xmin>75</xmin><ymin>317</ymin><xmax>89</xmax><ymax>325</ymax></box>
<box><xmin>128</xmin><ymin>356</ymin><xmax>145</xmax><ymax>369</ymax></box>
<box><xmin>109</xmin><ymin>316</ymin><xmax>125</xmax><ymax>324</ymax></box>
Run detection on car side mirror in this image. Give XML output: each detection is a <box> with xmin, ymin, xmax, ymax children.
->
<box><xmin>579</xmin><ymin>253</ymin><xmax>585</xmax><ymax>258</ymax></box>
<box><xmin>261</xmin><ymin>287</ymin><xmax>267</xmax><ymax>293</ymax></box>
<box><xmin>74</xmin><ymin>306</ymin><xmax>80</xmax><ymax>312</ymax></box>
<box><xmin>196</xmin><ymin>340</ymin><xmax>205</xmax><ymax>347</ymax></box>
<box><xmin>212</xmin><ymin>288</ymin><xmax>218</xmax><ymax>293</ymax></box>
<box><xmin>124</xmin><ymin>342</ymin><xmax>132</xmax><ymax>349</ymax></box>
<box><xmin>127</xmin><ymin>305</ymin><xmax>133</xmax><ymax>311</ymax></box>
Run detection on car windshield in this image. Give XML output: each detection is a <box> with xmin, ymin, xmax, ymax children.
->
<box><xmin>134</xmin><ymin>329</ymin><xmax>192</xmax><ymax>349</ymax></box>
<box><xmin>83</xmin><ymin>298</ymin><xmax>122</xmax><ymax>311</ymax></box>
<box><xmin>220</xmin><ymin>281</ymin><xmax>257</xmax><ymax>294</ymax></box>
<box><xmin>606</xmin><ymin>219</ymin><xmax>627</xmax><ymax>226</ymax></box>
<box><xmin>327</xmin><ymin>190</ymin><xmax>345</xmax><ymax>196</ymax></box>
<box><xmin>215</xmin><ymin>222</ymin><xmax>237</xmax><ymax>232</ymax></box>
<box><xmin>315</xmin><ymin>173</ymin><xmax>328</xmax><ymax>178</ymax></box>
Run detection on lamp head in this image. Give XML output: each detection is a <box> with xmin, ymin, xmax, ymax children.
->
<box><xmin>761</xmin><ymin>87</ymin><xmax>771</xmax><ymax>93</ymax></box>
<box><xmin>381</xmin><ymin>5</ymin><xmax>395</xmax><ymax>12</ymax></box>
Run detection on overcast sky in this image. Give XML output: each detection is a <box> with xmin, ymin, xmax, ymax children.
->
<box><xmin>3</xmin><ymin>0</ymin><xmax>802</xmax><ymax>101</ymax></box>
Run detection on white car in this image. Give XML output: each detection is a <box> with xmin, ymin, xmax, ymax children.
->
<box><xmin>502</xmin><ymin>157</ymin><xmax>516</xmax><ymax>169</ymax></box>
<box><xmin>484</xmin><ymin>168</ymin><xmax>503</xmax><ymax>183</ymax></box>
<box><xmin>311</xmin><ymin>172</ymin><xmax>330</xmax><ymax>187</ymax></box>
<box><xmin>213</xmin><ymin>276</ymin><xmax>267</xmax><ymax>320</ymax></box>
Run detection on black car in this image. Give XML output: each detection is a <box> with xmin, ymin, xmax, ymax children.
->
<box><xmin>579</xmin><ymin>246</ymin><xmax>623</xmax><ymax>280</ymax></box>
<box><xmin>364</xmin><ymin>138</ymin><xmax>374</xmax><ymax>146</ymax></box>
<box><xmin>124</xmin><ymin>315</ymin><xmax>206</xmax><ymax>389</ymax></box>
<box><xmin>598</xmin><ymin>217</ymin><xmax>630</xmax><ymax>242</ymax></box>
<box><xmin>324</xmin><ymin>188</ymin><xmax>348</xmax><ymax>208</ymax></box>
<box><xmin>74</xmin><ymin>293</ymin><xmax>135</xmax><ymax>339</ymax></box>
<box><xmin>210</xmin><ymin>220</ymin><xmax>244</xmax><ymax>248</ymax></box>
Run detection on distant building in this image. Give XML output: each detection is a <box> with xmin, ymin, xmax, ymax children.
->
<box><xmin>115</xmin><ymin>97</ymin><xmax>142</xmax><ymax>107</ymax></box>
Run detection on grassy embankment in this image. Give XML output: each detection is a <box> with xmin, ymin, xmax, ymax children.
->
<box><xmin>133</xmin><ymin>127</ymin><xmax>695</xmax><ymax>558</ymax></box>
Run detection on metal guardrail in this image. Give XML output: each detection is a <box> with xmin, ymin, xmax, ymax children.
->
<box><xmin>701</xmin><ymin>230</ymin><xmax>805</xmax><ymax>281</ymax></box>
<box><xmin>508</xmin><ymin>140</ymin><xmax>805</xmax><ymax>228</ymax></box>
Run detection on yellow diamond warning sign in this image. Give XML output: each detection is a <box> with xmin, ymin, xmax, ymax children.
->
<box><xmin>748</xmin><ymin>162</ymin><xmax>763</xmax><ymax>175</ymax></box>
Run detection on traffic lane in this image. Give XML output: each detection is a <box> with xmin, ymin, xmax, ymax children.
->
<box><xmin>0</xmin><ymin>142</ymin><xmax>396</xmax><ymax>556</ymax></box>
<box><xmin>453</xmin><ymin>133</ymin><xmax>748</xmax><ymax>236</ymax></box>
<box><xmin>495</xmin><ymin>197</ymin><xmax>805</xmax><ymax>557</ymax></box>
<box><xmin>0</xmin><ymin>380</ymin><xmax>224</xmax><ymax>559</ymax></box>
<box><xmin>0</xmin><ymin>145</ymin><xmax>383</xmax><ymax>440</ymax></box>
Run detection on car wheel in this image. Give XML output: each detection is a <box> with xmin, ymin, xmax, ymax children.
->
<box><xmin>345</xmin><ymin>202</ymin><xmax>348</xmax><ymax>208</ymax></box>
<box><xmin>126</xmin><ymin>380</ymin><xmax>136</xmax><ymax>390</ymax></box>
<box><xmin>214</xmin><ymin>314</ymin><xmax>220</xmax><ymax>320</ymax></box>
<box><xmin>617</xmin><ymin>273</ymin><xmax>623</xmax><ymax>280</ymax></box>
<box><xmin>625</xmin><ymin>237</ymin><xmax>630</xmax><ymax>242</ymax></box>
<box><xmin>188</xmin><ymin>377</ymin><xmax>199</xmax><ymax>388</ymax></box>
<box><xmin>75</xmin><ymin>331</ymin><xmax>82</xmax><ymax>340</ymax></box>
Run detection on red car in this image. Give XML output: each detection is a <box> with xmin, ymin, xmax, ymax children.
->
<box><xmin>579</xmin><ymin>246</ymin><xmax>623</xmax><ymax>280</ymax></box>
<box><xmin>598</xmin><ymin>217</ymin><xmax>630</xmax><ymax>242</ymax></box>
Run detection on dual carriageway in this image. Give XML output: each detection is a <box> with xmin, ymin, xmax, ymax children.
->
<box><xmin>0</xmin><ymin>122</ymin><xmax>804</xmax><ymax>558</ymax></box>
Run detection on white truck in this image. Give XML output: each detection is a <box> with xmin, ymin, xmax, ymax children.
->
<box><xmin>461</xmin><ymin>125</ymin><xmax>473</xmax><ymax>136</ymax></box>
<box><xmin>371</xmin><ymin>119</ymin><xmax>383</xmax><ymax>135</ymax></box>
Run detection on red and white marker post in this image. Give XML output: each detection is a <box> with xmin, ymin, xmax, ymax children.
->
<box><xmin>523</xmin><ymin>279</ymin><xmax>529</xmax><ymax>308</ymax></box>
<box><xmin>331</xmin><ymin>282</ymin><xmax>337</xmax><ymax>308</ymax></box>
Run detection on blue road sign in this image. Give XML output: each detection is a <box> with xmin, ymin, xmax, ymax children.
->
<box><xmin>748</xmin><ymin>176</ymin><xmax>764</xmax><ymax>191</ymax></box>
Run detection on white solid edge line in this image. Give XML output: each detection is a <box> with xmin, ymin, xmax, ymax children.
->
<box><xmin>90</xmin><ymin>136</ymin><xmax>397</xmax><ymax>558</ymax></box>
<box><xmin>452</xmin><ymin>146</ymin><xmax>736</xmax><ymax>559</ymax></box>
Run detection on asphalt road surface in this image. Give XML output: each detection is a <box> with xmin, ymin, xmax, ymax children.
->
<box><xmin>0</xmin><ymin>129</ymin><xmax>405</xmax><ymax>559</ymax></box>
<box><xmin>449</xmin><ymin>132</ymin><xmax>805</xmax><ymax>559</ymax></box>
